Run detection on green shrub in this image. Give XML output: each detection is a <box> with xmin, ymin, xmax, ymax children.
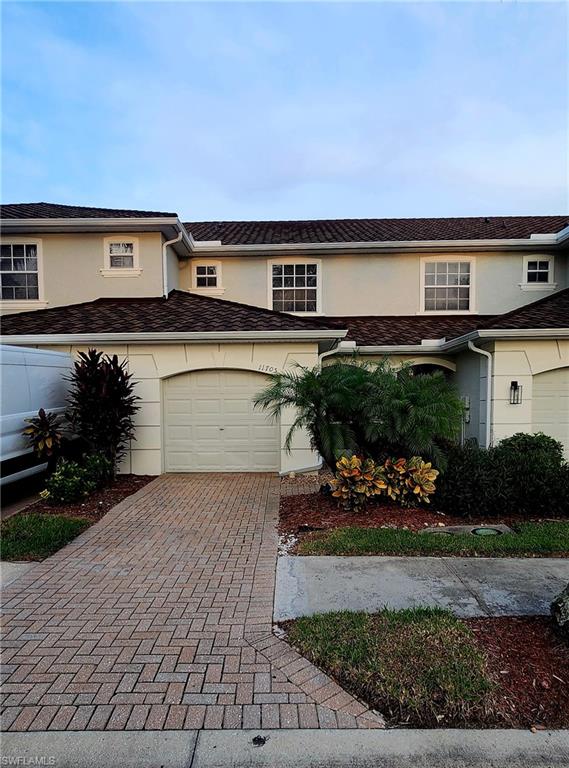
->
<box><xmin>40</xmin><ymin>459</ymin><xmax>96</xmax><ymax>505</ymax></box>
<box><xmin>436</xmin><ymin>433</ymin><xmax>569</xmax><ymax>518</ymax></box>
<box><xmin>83</xmin><ymin>452</ymin><xmax>113</xmax><ymax>488</ymax></box>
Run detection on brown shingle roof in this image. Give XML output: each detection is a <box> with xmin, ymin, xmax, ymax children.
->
<box><xmin>2</xmin><ymin>289</ymin><xmax>567</xmax><ymax>345</ymax></box>
<box><xmin>0</xmin><ymin>290</ymin><xmax>341</xmax><ymax>336</ymax></box>
<box><xmin>480</xmin><ymin>287</ymin><xmax>569</xmax><ymax>332</ymax></box>
<box><xmin>1</xmin><ymin>203</ymin><xmax>178</xmax><ymax>219</ymax></box>
<box><xmin>326</xmin><ymin>315</ymin><xmax>493</xmax><ymax>346</ymax></box>
<box><xmin>328</xmin><ymin>288</ymin><xmax>569</xmax><ymax>346</ymax></box>
<box><xmin>185</xmin><ymin>216</ymin><xmax>568</xmax><ymax>245</ymax></box>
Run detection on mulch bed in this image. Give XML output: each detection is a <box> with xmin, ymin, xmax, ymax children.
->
<box><xmin>280</xmin><ymin>489</ymin><xmax>568</xmax><ymax>546</ymax></box>
<box><xmin>280</xmin><ymin>491</ymin><xmax>461</xmax><ymax>538</ymax></box>
<box><xmin>468</xmin><ymin>616</ymin><xmax>569</xmax><ymax>729</ymax></box>
<box><xmin>25</xmin><ymin>474</ymin><xmax>154</xmax><ymax>522</ymax></box>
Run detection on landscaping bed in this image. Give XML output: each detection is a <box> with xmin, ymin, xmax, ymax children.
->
<box><xmin>282</xmin><ymin>609</ymin><xmax>569</xmax><ymax>729</ymax></box>
<box><xmin>281</xmin><ymin>492</ymin><xmax>569</xmax><ymax>557</ymax></box>
<box><xmin>1</xmin><ymin>474</ymin><xmax>153</xmax><ymax>561</ymax></box>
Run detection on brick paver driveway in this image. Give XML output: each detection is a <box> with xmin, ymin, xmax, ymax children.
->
<box><xmin>1</xmin><ymin>474</ymin><xmax>383</xmax><ymax>731</ymax></box>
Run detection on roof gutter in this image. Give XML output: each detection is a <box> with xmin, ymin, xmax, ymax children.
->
<box><xmin>348</xmin><ymin>327</ymin><xmax>569</xmax><ymax>356</ymax></box>
<box><xmin>0</xmin><ymin>329</ymin><xmax>348</xmax><ymax>346</ymax></box>
<box><xmin>187</xmin><ymin>235</ymin><xmax>566</xmax><ymax>256</ymax></box>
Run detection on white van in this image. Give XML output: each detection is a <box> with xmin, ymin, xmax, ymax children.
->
<box><xmin>0</xmin><ymin>345</ymin><xmax>73</xmax><ymax>486</ymax></box>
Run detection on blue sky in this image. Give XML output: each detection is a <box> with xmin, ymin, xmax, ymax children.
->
<box><xmin>2</xmin><ymin>1</ymin><xmax>567</xmax><ymax>220</ymax></box>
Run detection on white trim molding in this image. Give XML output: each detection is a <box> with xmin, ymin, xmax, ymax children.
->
<box><xmin>0</xmin><ymin>329</ymin><xmax>348</xmax><ymax>345</ymax></box>
<box><xmin>520</xmin><ymin>254</ymin><xmax>557</xmax><ymax>292</ymax></box>
<box><xmin>267</xmin><ymin>257</ymin><xmax>323</xmax><ymax>315</ymax></box>
<box><xmin>190</xmin><ymin>259</ymin><xmax>225</xmax><ymax>296</ymax></box>
<box><xmin>100</xmin><ymin>236</ymin><xmax>142</xmax><ymax>277</ymax></box>
<box><xmin>418</xmin><ymin>254</ymin><xmax>476</xmax><ymax>315</ymax></box>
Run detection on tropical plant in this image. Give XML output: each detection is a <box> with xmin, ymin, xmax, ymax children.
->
<box><xmin>82</xmin><ymin>452</ymin><xmax>114</xmax><ymax>487</ymax></box>
<box><xmin>377</xmin><ymin>456</ymin><xmax>439</xmax><ymax>506</ymax></box>
<box><xmin>23</xmin><ymin>408</ymin><xmax>63</xmax><ymax>472</ymax></box>
<box><xmin>66</xmin><ymin>349</ymin><xmax>139</xmax><ymax>475</ymax></box>
<box><xmin>253</xmin><ymin>359</ymin><xmax>463</xmax><ymax>471</ymax></box>
<box><xmin>40</xmin><ymin>459</ymin><xmax>96</xmax><ymax>505</ymax></box>
<box><xmin>330</xmin><ymin>454</ymin><xmax>387</xmax><ymax>511</ymax></box>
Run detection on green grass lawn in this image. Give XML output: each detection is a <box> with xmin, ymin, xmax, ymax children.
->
<box><xmin>285</xmin><ymin>608</ymin><xmax>495</xmax><ymax>727</ymax></box>
<box><xmin>1</xmin><ymin>513</ymin><xmax>92</xmax><ymax>561</ymax></box>
<box><xmin>299</xmin><ymin>521</ymin><xmax>569</xmax><ymax>557</ymax></box>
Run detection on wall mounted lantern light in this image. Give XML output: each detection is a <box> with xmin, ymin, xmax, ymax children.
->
<box><xmin>509</xmin><ymin>380</ymin><xmax>523</xmax><ymax>405</ymax></box>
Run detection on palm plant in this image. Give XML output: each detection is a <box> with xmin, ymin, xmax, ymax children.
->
<box><xmin>361</xmin><ymin>363</ymin><xmax>465</xmax><ymax>467</ymax></box>
<box><xmin>253</xmin><ymin>362</ymin><xmax>370</xmax><ymax>471</ymax></box>
<box><xmin>253</xmin><ymin>359</ymin><xmax>463</xmax><ymax>471</ymax></box>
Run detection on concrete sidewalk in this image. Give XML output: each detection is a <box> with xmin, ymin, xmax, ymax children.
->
<box><xmin>2</xmin><ymin>728</ymin><xmax>569</xmax><ymax>767</ymax></box>
<box><xmin>275</xmin><ymin>555</ymin><xmax>569</xmax><ymax>620</ymax></box>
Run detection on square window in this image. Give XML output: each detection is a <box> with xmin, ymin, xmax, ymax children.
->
<box><xmin>194</xmin><ymin>264</ymin><xmax>218</xmax><ymax>288</ymax></box>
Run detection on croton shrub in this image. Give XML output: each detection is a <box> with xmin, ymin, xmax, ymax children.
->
<box><xmin>331</xmin><ymin>454</ymin><xmax>439</xmax><ymax>512</ymax></box>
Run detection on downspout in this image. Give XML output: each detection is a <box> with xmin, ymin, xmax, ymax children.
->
<box><xmin>318</xmin><ymin>339</ymin><xmax>357</xmax><ymax>367</ymax></box>
<box><xmin>162</xmin><ymin>230</ymin><xmax>183</xmax><ymax>298</ymax></box>
<box><xmin>468</xmin><ymin>340</ymin><xmax>493</xmax><ymax>448</ymax></box>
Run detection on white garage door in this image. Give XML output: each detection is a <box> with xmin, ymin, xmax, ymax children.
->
<box><xmin>163</xmin><ymin>369</ymin><xmax>280</xmax><ymax>472</ymax></box>
<box><xmin>532</xmin><ymin>367</ymin><xmax>569</xmax><ymax>460</ymax></box>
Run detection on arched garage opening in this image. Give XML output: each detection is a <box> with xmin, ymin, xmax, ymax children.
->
<box><xmin>162</xmin><ymin>369</ymin><xmax>280</xmax><ymax>472</ymax></box>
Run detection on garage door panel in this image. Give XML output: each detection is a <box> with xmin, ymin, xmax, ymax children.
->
<box><xmin>532</xmin><ymin>368</ymin><xmax>569</xmax><ymax>459</ymax></box>
<box><xmin>163</xmin><ymin>369</ymin><xmax>279</xmax><ymax>472</ymax></box>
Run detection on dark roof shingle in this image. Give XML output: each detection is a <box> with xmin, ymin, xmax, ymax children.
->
<box><xmin>327</xmin><ymin>315</ymin><xmax>492</xmax><ymax>346</ymax></box>
<box><xmin>1</xmin><ymin>203</ymin><xmax>178</xmax><ymax>220</ymax></box>
<box><xmin>185</xmin><ymin>216</ymin><xmax>568</xmax><ymax>245</ymax></box>
<box><xmin>480</xmin><ymin>287</ymin><xmax>569</xmax><ymax>332</ymax></box>
<box><xmin>0</xmin><ymin>290</ymin><xmax>340</xmax><ymax>336</ymax></box>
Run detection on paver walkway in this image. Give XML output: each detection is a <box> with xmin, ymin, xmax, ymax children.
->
<box><xmin>1</xmin><ymin>474</ymin><xmax>383</xmax><ymax>732</ymax></box>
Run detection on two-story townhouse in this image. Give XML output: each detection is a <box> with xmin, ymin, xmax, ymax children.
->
<box><xmin>1</xmin><ymin>202</ymin><xmax>568</xmax><ymax>475</ymax></box>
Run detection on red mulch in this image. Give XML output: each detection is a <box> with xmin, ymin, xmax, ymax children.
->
<box><xmin>280</xmin><ymin>490</ymin><xmax>567</xmax><ymax>541</ymax></box>
<box><xmin>467</xmin><ymin>617</ymin><xmax>569</xmax><ymax>728</ymax></box>
<box><xmin>26</xmin><ymin>475</ymin><xmax>154</xmax><ymax>522</ymax></box>
<box><xmin>279</xmin><ymin>491</ymin><xmax>461</xmax><ymax>537</ymax></box>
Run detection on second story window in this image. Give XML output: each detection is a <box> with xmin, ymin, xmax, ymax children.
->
<box><xmin>424</xmin><ymin>260</ymin><xmax>471</xmax><ymax>312</ymax></box>
<box><xmin>0</xmin><ymin>243</ymin><xmax>39</xmax><ymax>300</ymax></box>
<box><xmin>101</xmin><ymin>236</ymin><xmax>141</xmax><ymax>277</ymax></box>
<box><xmin>526</xmin><ymin>259</ymin><xmax>550</xmax><ymax>283</ymax></box>
<box><xmin>191</xmin><ymin>261</ymin><xmax>223</xmax><ymax>294</ymax></box>
<box><xmin>271</xmin><ymin>262</ymin><xmax>319</xmax><ymax>313</ymax></box>
<box><xmin>109</xmin><ymin>242</ymin><xmax>135</xmax><ymax>268</ymax></box>
<box><xmin>196</xmin><ymin>265</ymin><xmax>218</xmax><ymax>288</ymax></box>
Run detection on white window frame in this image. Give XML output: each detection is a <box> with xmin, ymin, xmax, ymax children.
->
<box><xmin>520</xmin><ymin>254</ymin><xmax>556</xmax><ymax>292</ymax></box>
<box><xmin>190</xmin><ymin>259</ymin><xmax>224</xmax><ymax>296</ymax></box>
<box><xmin>419</xmin><ymin>255</ymin><xmax>476</xmax><ymax>314</ymax></box>
<box><xmin>267</xmin><ymin>257</ymin><xmax>322</xmax><ymax>315</ymax></box>
<box><xmin>0</xmin><ymin>237</ymin><xmax>47</xmax><ymax>311</ymax></box>
<box><xmin>101</xmin><ymin>236</ymin><xmax>142</xmax><ymax>277</ymax></box>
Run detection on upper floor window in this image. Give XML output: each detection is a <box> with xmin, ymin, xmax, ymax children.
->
<box><xmin>101</xmin><ymin>236</ymin><xmax>141</xmax><ymax>277</ymax></box>
<box><xmin>423</xmin><ymin>260</ymin><xmax>472</xmax><ymax>312</ymax></box>
<box><xmin>271</xmin><ymin>262</ymin><xmax>319</xmax><ymax>313</ymax></box>
<box><xmin>191</xmin><ymin>260</ymin><xmax>223</xmax><ymax>294</ymax></box>
<box><xmin>520</xmin><ymin>255</ymin><xmax>556</xmax><ymax>292</ymax></box>
<box><xmin>0</xmin><ymin>243</ymin><xmax>39</xmax><ymax>300</ymax></box>
<box><xmin>196</xmin><ymin>265</ymin><xmax>218</xmax><ymax>288</ymax></box>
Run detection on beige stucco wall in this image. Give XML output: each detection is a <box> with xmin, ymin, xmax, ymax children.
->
<box><xmin>0</xmin><ymin>232</ymin><xmax>164</xmax><ymax>314</ymax></box>
<box><xmin>491</xmin><ymin>339</ymin><xmax>569</xmax><ymax>449</ymax></box>
<box><xmin>36</xmin><ymin>341</ymin><xmax>320</xmax><ymax>475</ymax></box>
<box><xmin>181</xmin><ymin>251</ymin><xmax>567</xmax><ymax>317</ymax></box>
